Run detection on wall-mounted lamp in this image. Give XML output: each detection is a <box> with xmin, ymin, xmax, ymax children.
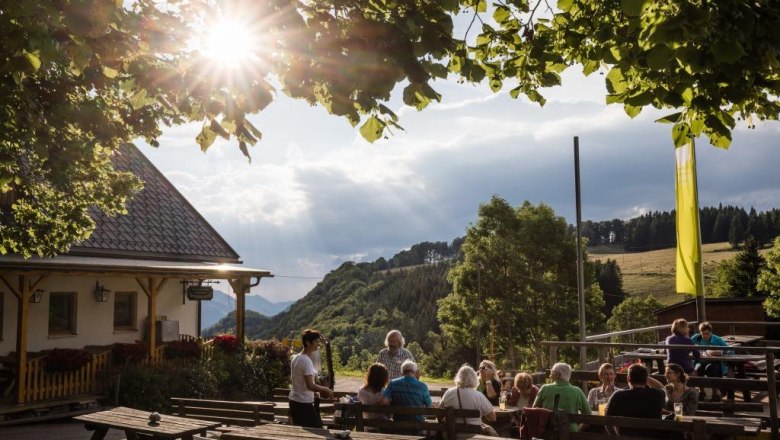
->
<box><xmin>94</xmin><ymin>281</ymin><xmax>111</xmax><ymax>302</ymax></box>
<box><xmin>29</xmin><ymin>289</ymin><xmax>44</xmax><ymax>303</ymax></box>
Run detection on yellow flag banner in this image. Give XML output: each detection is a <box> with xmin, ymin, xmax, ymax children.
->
<box><xmin>675</xmin><ymin>141</ymin><xmax>704</xmax><ymax>296</ymax></box>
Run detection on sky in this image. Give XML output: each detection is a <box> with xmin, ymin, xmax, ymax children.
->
<box><xmin>137</xmin><ymin>68</ymin><xmax>780</xmax><ymax>303</ymax></box>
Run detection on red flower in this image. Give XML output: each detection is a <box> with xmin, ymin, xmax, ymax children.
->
<box><xmin>212</xmin><ymin>334</ymin><xmax>240</xmax><ymax>354</ymax></box>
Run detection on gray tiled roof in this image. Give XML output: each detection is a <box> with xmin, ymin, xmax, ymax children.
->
<box><xmin>69</xmin><ymin>144</ymin><xmax>240</xmax><ymax>263</ymax></box>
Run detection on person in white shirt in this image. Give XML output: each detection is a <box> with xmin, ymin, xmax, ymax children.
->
<box><xmin>289</xmin><ymin>329</ymin><xmax>334</xmax><ymax>427</ymax></box>
<box><xmin>439</xmin><ymin>365</ymin><xmax>497</xmax><ymax>438</ymax></box>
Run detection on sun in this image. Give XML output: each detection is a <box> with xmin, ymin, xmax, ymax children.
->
<box><xmin>196</xmin><ymin>18</ymin><xmax>262</xmax><ymax>69</ymax></box>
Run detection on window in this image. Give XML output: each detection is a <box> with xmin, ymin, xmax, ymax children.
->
<box><xmin>114</xmin><ymin>292</ymin><xmax>137</xmax><ymax>330</ymax></box>
<box><xmin>49</xmin><ymin>292</ymin><xmax>77</xmax><ymax>335</ymax></box>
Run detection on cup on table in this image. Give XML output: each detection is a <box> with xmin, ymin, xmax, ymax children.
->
<box><xmin>499</xmin><ymin>392</ymin><xmax>507</xmax><ymax>410</ymax></box>
<box><xmin>673</xmin><ymin>402</ymin><xmax>684</xmax><ymax>421</ymax></box>
<box><xmin>597</xmin><ymin>398</ymin><xmax>607</xmax><ymax>416</ymax></box>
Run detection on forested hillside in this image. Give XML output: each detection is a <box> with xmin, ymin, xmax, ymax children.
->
<box><xmin>582</xmin><ymin>205</ymin><xmax>780</xmax><ymax>251</ymax></box>
<box><xmin>204</xmin><ymin>241</ymin><xmax>460</xmax><ymax>366</ymax></box>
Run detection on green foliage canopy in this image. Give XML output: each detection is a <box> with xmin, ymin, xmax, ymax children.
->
<box><xmin>3</xmin><ymin>1</ymin><xmax>779</xmax><ymax>255</ymax></box>
<box><xmin>606</xmin><ymin>296</ymin><xmax>664</xmax><ymax>345</ymax></box>
<box><xmin>759</xmin><ymin>237</ymin><xmax>780</xmax><ymax>317</ymax></box>
<box><xmin>438</xmin><ymin>196</ymin><xmax>604</xmax><ymax>370</ymax></box>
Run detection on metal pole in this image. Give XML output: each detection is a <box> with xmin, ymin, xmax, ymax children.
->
<box><xmin>574</xmin><ymin>137</ymin><xmax>587</xmax><ymax>372</ymax></box>
<box><xmin>476</xmin><ymin>266</ymin><xmax>481</xmax><ymax>366</ymax></box>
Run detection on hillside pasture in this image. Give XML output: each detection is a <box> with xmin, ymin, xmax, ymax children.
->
<box><xmin>590</xmin><ymin>242</ymin><xmax>767</xmax><ymax>305</ymax></box>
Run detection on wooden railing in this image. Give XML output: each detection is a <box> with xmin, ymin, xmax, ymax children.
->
<box><xmin>22</xmin><ymin>349</ymin><xmax>112</xmax><ymax>403</ymax></box>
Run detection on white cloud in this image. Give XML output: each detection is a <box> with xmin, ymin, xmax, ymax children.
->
<box><xmin>139</xmin><ymin>71</ymin><xmax>780</xmax><ymax>302</ymax></box>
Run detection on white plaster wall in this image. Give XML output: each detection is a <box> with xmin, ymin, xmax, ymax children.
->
<box><xmin>0</xmin><ymin>275</ymin><xmax>198</xmax><ymax>356</ymax></box>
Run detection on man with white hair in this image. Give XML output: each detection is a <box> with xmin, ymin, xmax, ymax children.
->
<box><xmin>377</xmin><ymin>329</ymin><xmax>415</xmax><ymax>380</ymax></box>
<box><xmin>533</xmin><ymin>362</ymin><xmax>590</xmax><ymax>431</ymax></box>
<box><xmin>382</xmin><ymin>360</ymin><xmax>432</xmax><ymax>422</ymax></box>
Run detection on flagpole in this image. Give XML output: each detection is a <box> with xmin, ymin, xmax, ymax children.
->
<box><xmin>574</xmin><ymin>137</ymin><xmax>587</xmax><ymax>372</ymax></box>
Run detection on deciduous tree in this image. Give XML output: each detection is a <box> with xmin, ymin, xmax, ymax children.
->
<box><xmin>438</xmin><ymin>196</ymin><xmax>604</xmax><ymax>370</ymax></box>
<box><xmin>4</xmin><ymin>1</ymin><xmax>780</xmax><ymax>256</ymax></box>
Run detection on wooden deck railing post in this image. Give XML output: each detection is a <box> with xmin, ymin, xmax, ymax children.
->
<box><xmin>445</xmin><ymin>407</ymin><xmax>455</xmax><ymax>440</ymax></box>
<box><xmin>766</xmin><ymin>350</ymin><xmax>778</xmax><ymax>440</ymax></box>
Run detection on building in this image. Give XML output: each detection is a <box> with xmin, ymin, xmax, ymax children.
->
<box><xmin>0</xmin><ymin>144</ymin><xmax>271</xmax><ymax>408</ymax></box>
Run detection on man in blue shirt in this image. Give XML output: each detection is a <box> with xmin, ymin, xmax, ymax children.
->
<box><xmin>382</xmin><ymin>360</ymin><xmax>432</xmax><ymax>422</ymax></box>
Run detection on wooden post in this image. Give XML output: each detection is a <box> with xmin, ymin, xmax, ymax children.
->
<box><xmin>490</xmin><ymin>320</ymin><xmax>495</xmax><ymax>361</ymax></box>
<box><xmin>16</xmin><ymin>275</ymin><xmax>29</xmax><ymax>404</ymax></box>
<box><xmin>148</xmin><ymin>278</ymin><xmax>158</xmax><ymax>365</ymax></box>
<box><xmin>230</xmin><ymin>278</ymin><xmax>247</xmax><ymax>342</ymax></box>
<box><xmin>766</xmin><ymin>351</ymin><xmax>778</xmax><ymax>440</ymax></box>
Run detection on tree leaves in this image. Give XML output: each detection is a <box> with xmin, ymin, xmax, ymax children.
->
<box><xmin>359</xmin><ymin>116</ymin><xmax>385</xmax><ymax>143</ymax></box>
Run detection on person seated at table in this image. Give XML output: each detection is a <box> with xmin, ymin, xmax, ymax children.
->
<box><xmin>691</xmin><ymin>321</ymin><xmax>731</xmax><ymax>400</ymax></box>
<box><xmin>666</xmin><ymin>318</ymin><xmax>699</xmax><ymax>375</ymax></box>
<box><xmin>439</xmin><ymin>365</ymin><xmax>498</xmax><ymax>438</ymax></box>
<box><xmin>587</xmin><ymin>363</ymin><xmax>620</xmax><ymax>411</ymax></box>
<box><xmin>663</xmin><ymin>363</ymin><xmax>699</xmax><ymax>416</ymax></box>
<box><xmin>533</xmin><ymin>363</ymin><xmax>590</xmax><ymax>431</ymax></box>
<box><xmin>605</xmin><ymin>364</ymin><xmax>666</xmax><ymax>438</ymax></box>
<box><xmin>289</xmin><ymin>329</ymin><xmax>334</xmax><ymax>428</ymax></box>
<box><xmin>477</xmin><ymin>360</ymin><xmax>502</xmax><ymax>405</ymax></box>
<box><xmin>357</xmin><ymin>363</ymin><xmax>391</xmax><ymax>421</ymax></box>
<box><xmin>497</xmin><ymin>370</ymin><xmax>513</xmax><ymax>393</ymax></box>
<box><xmin>382</xmin><ymin>360</ymin><xmax>432</xmax><ymax>423</ymax></box>
<box><xmin>507</xmin><ymin>372</ymin><xmax>538</xmax><ymax>408</ymax></box>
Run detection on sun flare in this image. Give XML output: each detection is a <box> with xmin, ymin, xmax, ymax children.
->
<box><xmin>197</xmin><ymin>19</ymin><xmax>261</xmax><ymax>69</ymax></box>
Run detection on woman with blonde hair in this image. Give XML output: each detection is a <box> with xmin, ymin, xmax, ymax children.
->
<box><xmin>508</xmin><ymin>372</ymin><xmax>538</xmax><ymax>408</ymax></box>
<box><xmin>477</xmin><ymin>360</ymin><xmax>501</xmax><ymax>405</ymax></box>
<box><xmin>439</xmin><ymin>365</ymin><xmax>497</xmax><ymax>438</ymax></box>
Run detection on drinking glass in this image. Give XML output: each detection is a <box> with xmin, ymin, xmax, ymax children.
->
<box><xmin>597</xmin><ymin>398</ymin><xmax>607</xmax><ymax>416</ymax></box>
<box><xmin>674</xmin><ymin>402</ymin><xmax>684</xmax><ymax>421</ymax></box>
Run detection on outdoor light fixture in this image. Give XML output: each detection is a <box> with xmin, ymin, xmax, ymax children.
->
<box><xmin>29</xmin><ymin>289</ymin><xmax>44</xmax><ymax>303</ymax></box>
<box><xmin>94</xmin><ymin>281</ymin><xmax>111</xmax><ymax>302</ymax></box>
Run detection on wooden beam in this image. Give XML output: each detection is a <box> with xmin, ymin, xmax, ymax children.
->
<box><xmin>147</xmin><ymin>277</ymin><xmax>158</xmax><ymax>365</ymax></box>
<box><xmin>16</xmin><ymin>275</ymin><xmax>29</xmax><ymax>404</ymax></box>
<box><xmin>230</xmin><ymin>278</ymin><xmax>247</xmax><ymax>342</ymax></box>
<box><xmin>1</xmin><ymin>276</ymin><xmax>20</xmax><ymax>299</ymax></box>
<box><xmin>136</xmin><ymin>277</ymin><xmax>150</xmax><ymax>297</ymax></box>
<box><xmin>28</xmin><ymin>275</ymin><xmax>47</xmax><ymax>293</ymax></box>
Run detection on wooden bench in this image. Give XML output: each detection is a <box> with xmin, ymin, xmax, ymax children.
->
<box><xmin>557</xmin><ymin>412</ymin><xmax>759</xmax><ymax>440</ymax></box>
<box><xmin>334</xmin><ymin>402</ymin><xmax>483</xmax><ymax>439</ymax></box>
<box><xmin>570</xmin><ymin>370</ymin><xmax>768</xmax><ymax>416</ymax></box>
<box><xmin>170</xmin><ymin>397</ymin><xmax>275</xmax><ymax>427</ymax></box>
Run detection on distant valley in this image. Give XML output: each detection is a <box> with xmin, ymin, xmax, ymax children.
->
<box><xmin>200</xmin><ymin>289</ymin><xmax>294</xmax><ymax>330</ymax></box>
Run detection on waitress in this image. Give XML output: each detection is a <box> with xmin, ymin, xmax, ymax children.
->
<box><xmin>289</xmin><ymin>329</ymin><xmax>334</xmax><ymax>427</ymax></box>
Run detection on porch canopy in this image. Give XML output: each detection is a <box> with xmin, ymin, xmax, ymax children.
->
<box><xmin>0</xmin><ymin>254</ymin><xmax>272</xmax><ymax>404</ymax></box>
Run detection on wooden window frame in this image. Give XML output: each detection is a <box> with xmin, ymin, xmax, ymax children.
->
<box><xmin>113</xmin><ymin>291</ymin><xmax>137</xmax><ymax>331</ymax></box>
<box><xmin>48</xmin><ymin>292</ymin><xmax>77</xmax><ymax>336</ymax></box>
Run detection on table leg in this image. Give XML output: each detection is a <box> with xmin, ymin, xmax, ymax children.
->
<box><xmin>88</xmin><ymin>427</ymin><xmax>108</xmax><ymax>440</ymax></box>
<box><xmin>736</xmin><ymin>364</ymin><xmax>751</xmax><ymax>402</ymax></box>
<box><xmin>124</xmin><ymin>429</ymin><xmax>138</xmax><ymax>440</ymax></box>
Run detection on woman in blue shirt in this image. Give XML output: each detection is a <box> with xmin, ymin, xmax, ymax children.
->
<box><xmin>691</xmin><ymin>321</ymin><xmax>731</xmax><ymax>400</ymax></box>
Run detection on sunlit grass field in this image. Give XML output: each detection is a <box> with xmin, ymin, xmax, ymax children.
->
<box><xmin>589</xmin><ymin>242</ymin><xmax>769</xmax><ymax>305</ymax></box>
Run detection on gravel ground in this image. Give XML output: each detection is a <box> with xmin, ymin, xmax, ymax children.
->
<box><xmin>0</xmin><ymin>375</ymin><xmax>452</xmax><ymax>440</ymax></box>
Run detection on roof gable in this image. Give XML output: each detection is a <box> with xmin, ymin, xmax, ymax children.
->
<box><xmin>69</xmin><ymin>144</ymin><xmax>240</xmax><ymax>263</ymax></box>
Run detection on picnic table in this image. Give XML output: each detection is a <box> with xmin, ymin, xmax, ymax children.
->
<box><xmin>489</xmin><ymin>405</ymin><xmax>520</xmax><ymax>436</ymax></box>
<box><xmin>74</xmin><ymin>406</ymin><xmax>221</xmax><ymax>440</ymax></box>
<box><xmin>722</xmin><ymin>335</ymin><xmax>765</xmax><ymax>346</ymax></box>
<box><xmin>622</xmin><ymin>350</ymin><xmax>765</xmax><ymax>377</ymax></box>
<box><xmin>686</xmin><ymin>415</ymin><xmax>763</xmax><ymax>437</ymax></box>
<box><xmin>220</xmin><ymin>424</ymin><xmax>427</xmax><ymax>440</ymax></box>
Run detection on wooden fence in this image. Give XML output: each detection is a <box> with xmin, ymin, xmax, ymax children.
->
<box><xmin>21</xmin><ymin>349</ymin><xmax>112</xmax><ymax>403</ymax></box>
